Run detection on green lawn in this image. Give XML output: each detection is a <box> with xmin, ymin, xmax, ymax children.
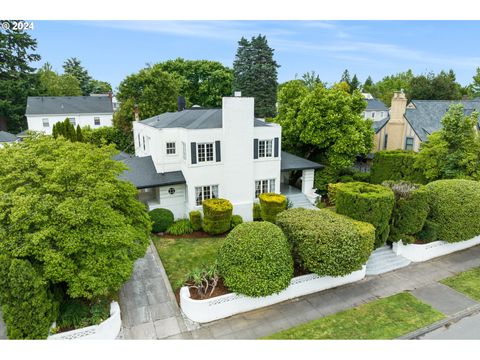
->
<box><xmin>153</xmin><ymin>236</ymin><xmax>225</xmax><ymax>290</ymax></box>
<box><xmin>265</xmin><ymin>292</ymin><xmax>444</xmax><ymax>340</ymax></box>
<box><xmin>441</xmin><ymin>267</ymin><xmax>480</xmax><ymax>301</ymax></box>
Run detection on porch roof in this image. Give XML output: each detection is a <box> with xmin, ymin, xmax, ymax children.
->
<box><xmin>281</xmin><ymin>151</ymin><xmax>324</xmax><ymax>172</ymax></box>
<box><xmin>119</xmin><ymin>155</ymin><xmax>186</xmax><ymax>189</ymax></box>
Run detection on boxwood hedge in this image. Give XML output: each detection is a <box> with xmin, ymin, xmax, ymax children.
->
<box><xmin>258</xmin><ymin>193</ymin><xmax>287</xmax><ymax>223</ymax></box>
<box><xmin>335</xmin><ymin>182</ymin><xmax>395</xmax><ymax>248</ymax></box>
<box><xmin>149</xmin><ymin>208</ymin><xmax>174</xmax><ymax>233</ymax></box>
<box><xmin>217</xmin><ymin>222</ymin><xmax>293</xmax><ymax>297</ymax></box>
<box><xmin>370</xmin><ymin>150</ymin><xmax>426</xmax><ymax>184</ymax></box>
<box><xmin>202</xmin><ymin>198</ymin><xmax>233</xmax><ymax>235</ymax></box>
<box><xmin>276</xmin><ymin>208</ymin><xmax>375</xmax><ymax>277</ymax></box>
<box><xmin>424</xmin><ymin>179</ymin><xmax>480</xmax><ymax>243</ymax></box>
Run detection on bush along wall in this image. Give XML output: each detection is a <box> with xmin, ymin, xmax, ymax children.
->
<box><xmin>424</xmin><ymin>179</ymin><xmax>480</xmax><ymax>243</ymax></box>
<box><xmin>258</xmin><ymin>193</ymin><xmax>287</xmax><ymax>223</ymax></box>
<box><xmin>276</xmin><ymin>208</ymin><xmax>375</xmax><ymax>277</ymax></box>
<box><xmin>217</xmin><ymin>222</ymin><xmax>294</xmax><ymax>297</ymax></box>
<box><xmin>335</xmin><ymin>182</ymin><xmax>395</xmax><ymax>248</ymax></box>
<box><xmin>382</xmin><ymin>181</ymin><xmax>430</xmax><ymax>244</ymax></box>
<box><xmin>252</xmin><ymin>203</ymin><xmax>262</xmax><ymax>221</ymax></box>
<box><xmin>370</xmin><ymin>150</ymin><xmax>426</xmax><ymax>184</ymax></box>
<box><xmin>189</xmin><ymin>211</ymin><xmax>202</xmax><ymax>231</ymax></box>
<box><xmin>202</xmin><ymin>198</ymin><xmax>233</xmax><ymax>235</ymax></box>
<box><xmin>149</xmin><ymin>208</ymin><xmax>174</xmax><ymax>233</ymax></box>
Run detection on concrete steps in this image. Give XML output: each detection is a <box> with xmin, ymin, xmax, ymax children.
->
<box><xmin>366</xmin><ymin>245</ymin><xmax>411</xmax><ymax>276</ymax></box>
<box><xmin>286</xmin><ymin>193</ymin><xmax>318</xmax><ymax>210</ymax></box>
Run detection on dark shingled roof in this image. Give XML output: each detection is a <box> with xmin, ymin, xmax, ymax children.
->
<box><xmin>281</xmin><ymin>151</ymin><xmax>324</xmax><ymax>171</ymax></box>
<box><xmin>372</xmin><ymin>115</ymin><xmax>390</xmax><ymax>134</ymax></box>
<box><xmin>405</xmin><ymin>100</ymin><xmax>480</xmax><ymax>141</ymax></box>
<box><xmin>365</xmin><ymin>99</ymin><xmax>388</xmax><ymax>111</ymax></box>
<box><xmin>112</xmin><ymin>151</ymin><xmax>133</xmax><ymax>161</ymax></box>
<box><xmin>140</xmin><ymin>109</ymin><xmax>271</xmax><ymax>130</ymax></box>
<box><xmin>119</xmin><ymin>156</ymin><xmax>185</xmax><ymax>189</ymax></box>
<box><xmin>0</xmin><ymin>131</ymin><xmax>18</xmax><ymax>143</ymax></box>
<box><xmin>26</xmin><ymin>96</ymin><xmax>113</xmax><ymax>115</ymax></box>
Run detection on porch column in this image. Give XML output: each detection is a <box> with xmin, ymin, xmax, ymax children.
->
<box><xmin>301</xmin><ymin>169</ymin><xmax>315</xmax><ymax>195</ymax></box>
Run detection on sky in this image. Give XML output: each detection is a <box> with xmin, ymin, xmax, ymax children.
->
<box><xmin>30</xmin><ymin>20</ymin><xmax>480</xmax><ymax>92</ymax></box>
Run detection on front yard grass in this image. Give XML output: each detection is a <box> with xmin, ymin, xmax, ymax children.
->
<box><xmin>265</xmin><ymin>292</ymin><xmax>444</xmax><ymax>339</ymax></box>
<box><xmin>153</xmin><ymin>236</ymin><xmax>225</xmax><ymax>290</ymax></box>
<box><xmin>441</xmin><ymin>267</ymin><xmax>480</xmax><ymax>301</ymax></box>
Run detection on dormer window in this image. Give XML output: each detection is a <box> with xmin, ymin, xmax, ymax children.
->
<box><xmin>166</xmin><ymin>142</ymin><xmax>176</xmax><ymax>155</ymax></box>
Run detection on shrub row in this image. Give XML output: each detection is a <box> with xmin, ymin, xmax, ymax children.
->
<box><xmin>370</xmin><ymin>150</ymin><xmax>426</xmax><ymax>184</ymax></box>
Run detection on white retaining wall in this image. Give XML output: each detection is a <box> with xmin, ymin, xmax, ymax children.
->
<box><xmin>393</xmin><ymin>235</ymin><xmax>480</xmax><ymax>263</ymax></box>
<box><xmin>180</xmin><ymin>266</ymin><xmax>366</xmax><ymax>323</ymax></box>
<box><xmin>48</xmin><ymin>302</ymin><xmax>121</xmax><ymax>340</ymax></box>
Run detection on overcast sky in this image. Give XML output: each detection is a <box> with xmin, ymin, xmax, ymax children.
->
<box><xmin>31</xmin><ymin>20</ymin><xmax>480</xmax><ymax>91</ymax></box>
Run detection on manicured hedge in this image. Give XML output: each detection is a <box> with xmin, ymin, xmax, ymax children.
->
<box><xmin>202</xmin><ymin>198</ymin><xmax>233</xmax><ymax>235</ymax></box>
<box><xmin>258</xmin><ymin>193</ymin><xmax>287</xmax><ymax>223</ymax></box>
<box><xmin>327</xmin><ymin>183</ymin><xmax>341</xmax><ymax>205</ymax></box>
<box><xmin>424</xmin><ymin>179</ymin><xmax>480</xmax><ymax>243</ymax></box>
<box><xmin>370</xmin><ymin>150</ymin><xmax>426</xmax><ymax>184</ymax></box>
<box><xmin>189</xmin><ymin>211</ymin><xmax>202</xmax><ymax>231</ymax></box>
<box><xmin>335</xmin><ymin>182</ymin><xmax>395</xmax><ymax>248</ymax></box>
<box><xmin>149</xmin><ymin>208</ymin><xmax>174</xmax><ymax>233</ymax></box>
<box><xmin>382</xmin><ymin>181</ymin><xmax>430</xmax><ymax>244</ymax></box>
<box><xmin>276</xmin><ymin>208</ymin><xmax>375</xmax><ymax>277</ymax></box>
<box><xmin>252</xmin><ymin>203</ymin><xmax>262</xmax><ymax>220</ymax></box>
<box><xmin>217</xmin><ymin>222</ymin><xmax>294</xmax><ymax>297</ymax></box>
<box><xmin>230</xmin><ymin>215</ymin><xmax>243</xmax><ymax>229</ymax></box>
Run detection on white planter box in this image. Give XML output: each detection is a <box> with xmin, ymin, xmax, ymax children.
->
<box><xmin>48</xmin><ymin>302</ymin><xmax>121</xmax><ymax>340</ymax></box>
<box><xmin>393</xmin><ymin>235</ymin><xmax>480</xmax><ymax>263</ymax></box>
<box><xmin>180</xmin><ymin>266</ymin><xmax>366</xmax><ymax>323</ymax></box>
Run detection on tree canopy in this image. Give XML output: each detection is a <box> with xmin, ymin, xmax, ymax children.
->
<box><xmin>63</xmin><ymin>57</ymin><xmax>112</xmax><ymax>95</ymax></box>
<box><xmin>37</xmin><ymin>63</ymin><xmax>82</xmax><ymax>96</ymax></box>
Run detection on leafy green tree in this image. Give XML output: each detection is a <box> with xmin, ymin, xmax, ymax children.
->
<box><xmin>0</xmin><ymin>136</ymin><xmax>151</xmax><ymax>305</ymax></box>
<box><xmin>409</xmin><ymin>70</ymin><xmax>462</xmax><ymax>100</ymax></box>
<box><xmin>362</xmin><ymin>76</ymin><xmax>374</xmax><ymax>93</ymax></box>
<box><xmin>37</xmin><ymin>63</ymin><xmax>82</xmax><ymax>96</ymax></box>
<box><xmin>233</xmin><ymin>35</ymin><xmax>280</xmax><ymax>118</ymax></box>
<box><xmin>415</xmin><ymin>104</ymin><xmax>480</xmax><ymax>181</ymax></box>
<box><xmin>469</xmin><ymin>67</ymin><xmax>480</xmax><ymax>98</ymax></box>
<box><xmin>369</xmin><ymin>70</ymin><xmax>414</xmax><ymax>106</ymax></box>
<box><xmin>340</xmin><ymin>69</ymin><xmax>351</xmax><ymax>85</ymax></box>
<box><xmin>301</xmin><ymin>71</ymin><xmax>324</xmax><ymax>90</ymax></box>
<box><xmin>63</xmin><ymin>57</ymin><xmax>92</xmax><ymax>95</ymax></box>
<box><xmin>82</xmin><ymin>126</ymin><xmax>134</xmax><ymax>154</ymax></box>
<box><xmin>156</xmin><ymin>58</ymin><xmax>233</xmax><ymax>107</ymax></box>
<box><xmin>89</xmin><ymin>79</ymin><xmax>112</xmax><ymax>94</ymax></box>
<box><xmin>0</xmin><ymin>20</ymin><xmax>41</xmax><ymax>133</ymax></box>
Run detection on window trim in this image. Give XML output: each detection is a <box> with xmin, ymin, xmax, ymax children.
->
<box><xmin>405</xmin><ymin>136</ymin><xmax>414</xmax><ymax>151</ymax></box>
<box><xmin>195</xmin><ymin>184</ymin><xmax>219</xmax><ymax>206</ymax></box>
<box><xmin>94</xmin><ymin>117</ymin><xmax>101</xmax><ymax>126</ymax></box>
<box><xmin>166</xmin><ymin>141</ymin><xmax>176</xmax><ymax>155</ymax></box>
<box><xmin>197</xmin><ymin>142</ymin><xmax>215</xmax><ymax>163</ymax></box>
<box><xmin>258</xmin><ymin>139</ymin><xmax>273</xmax><ymax>158</ymax></box>
<box><xmin>42</xmin><ymin>118</ymin><xmax>49</xmax><ymax>128</ymax></box>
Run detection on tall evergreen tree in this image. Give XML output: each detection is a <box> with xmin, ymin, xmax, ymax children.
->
<box><xmin>340</xmin><ymin>69</ymin><xmax>351</xmax><ymax>85</ymax></box>
<box><xmin>233</xmin><ymin>35</ymin><xmax>280</xmax><ymax>118</ymax></box>
<box><xmin>76</xmin><ymin>125</ymin><xmax>84</xmax><ymax>142</ymax></box>
<box><xmin>362</xmin><ymin>76</ymin><xmax>374</xmax><ymax>93</ymax></box>
<box><xmin>350</xmin><ymin>74</ymin><xmax>361</xmax><ymax>93</ymax></box>
<box><xmin>470</xmin><ymin>67</ymin><xmax>480</xmax><ymax>98</ymax></box>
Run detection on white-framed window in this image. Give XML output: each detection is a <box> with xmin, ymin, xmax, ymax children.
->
<box><xmin>197</xmin><ymin>143</ymin><xmax>214</xmax><ymax>162</ymax></box>
<box><xmin>94</xmin><ymin>117</ymin><xmax>101</xmax><ymax>126</ymax></box>
<box><xmin>255</xmin><ymin>179</ymin><xmax>276</xmax><ymax>198</ymax></box>
<box><xmin>166</xmin><ymin>142</ymin><xmax>176</xmax><ymax>155</ymax></box>
<box><xmin>371</xmin><ymin>112</ymin><xmax>375</xmax><ymax>119</ymax></box>
<box><xmin>405</xmin><ymin>137</ymin><xmax>414</xmax><ymax>151</ymax></box>
<box><xmin>195</xmin><ymin>185</ymin><xmax>219</xmax><ymax>206</ymax></box>
<box><xmin>68</xmin><ymin>117</ymin><xmax>76</xmax><ymax>126</ymax></box>
<box><xmin>182</xmin><ymin>142</ymin><xmax>187</xmax><ymax>161</ymax></box>
<box><xmin>258</xmin><ymin>140</ymin><xmax>273</xmax><ymax>158</ymax></box>
<box><xmin>42</xmin><ymin>118</ymin><xmax>49</xmax><ymax>127</ymax></box>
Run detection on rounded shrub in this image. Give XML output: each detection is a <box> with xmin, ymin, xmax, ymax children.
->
<box><xmin>335</xmin><ymin>182</ymin><xmax>395</xmax><ymax>248</ymax></box>
<box><xmin>258</xmin><ymin>193</ymin><xmax>287</xmax><ymax>223</ymax></box>
<box><xmin>352</xmin><ymin>171</ymin><xmax>371</xmax><ymax>183</ymax></box>
<box><xmin>217</xmin><ymin>222</ymin><xmax>293</xmax><ymax>297</ymax></box>
<box><xmin>230</xmin><ymin>215</ymin><xmax>243</xmax><ymax>229</ymax></box>
<box><xmin>425</xmin><ymin>179</ymin><xmax>480</xmax><ymax>243</ymax></box>
<box><xmin>166</xmin><ymin>219</ymin><xmax>193</xmax><ymax>236</ymax></box>
<box><xmin>252</xmin><ymin>203</ymin><xmax>262</xmax><ymax>221</ymax></box>
<box><xmin>202</xmin><ymin>198</ymin><xmax>233</xmax><ymax>235</ymax></box>
<box><xmin>276</xmin><ymin>208</ymin><xmax>375</xmax><ymax>277</ymax></box>
<box><xmin>149</xmin><ymin>208</ymin><xmax>174</xmax><ymax>233</ymax></box>
<box><xmin>370</xmin><ymin>150</ymin><xmax>426</xmax><ymax>184</ymax></box>
<box><xmin>189</xmin><ymin>210</ymin><xmax>202</xmax><ymax>231</ymax></box>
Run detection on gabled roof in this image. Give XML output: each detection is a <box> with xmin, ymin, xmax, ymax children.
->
<box><xmin>140</xmin><ymin>109</ymin><xmax>271</xmax><ymax>130</ymax></box>
<box><xmin>365</xmin><ymin>99</ymin><xmax>388</xmax><ymax>112</ymax></box>
<box><xmin>118</xmin><ymin>155</ymin><xmax>185</xmax><ymax>189</ymax></box>
<box><xmin>281</xmin><ymin>151</ymin><xmax>324</xmax><ymax>171</ymax></box>
<box><xmin>372</xmin><ymin>115</ymin><xmax>390</xmax><ymax>134</ymax></box>
<box><xmin>405</xmin><ymin>100</ymin><xmax>480</xmax><ymax>141</ymax></box>
<box><xmin>26</xmin><ymin>96</ymin><xmax>113</xmax><ymax>115</ymax></box>
<box><xmin>0</xmin><ymin>131</ymin><xmax>18</xmax><ymax>143</ymax></box>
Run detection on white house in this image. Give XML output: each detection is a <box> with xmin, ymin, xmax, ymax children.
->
<box><xmin>25</xmin><ymin>95</ymin><xmax>114</xmax><ymax>134</ymax></box>
<box><xmin>119</xmin><ymin>95</ymin><xmax>323</xmax><ymax>221</ymax></box>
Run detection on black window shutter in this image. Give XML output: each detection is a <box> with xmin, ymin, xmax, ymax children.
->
<box><xmin>215</xmin><ymin>140</ymin><xmax>221</xmax><ymax>162</ymax></box>
<box><xmin>253</xmin><ymin>138</ymin><xmax>259</xmax><ymax>159</ymax></box>
<box><xmin>191</xmin><ymin>142</ymin><xmax>197</xmax><ymax>164</ymax></box>
<box><xmin>274</xmin><ymin>137</ymin><xmax>279</xmax><ymax>157</ymax></box>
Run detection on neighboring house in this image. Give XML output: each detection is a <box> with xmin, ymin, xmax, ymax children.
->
<box><xmin>364</xmin><ymin>97</ymin><xmax>389</xmax><ymax>122</ymax></box>
<box><xmin>0</xmin><ymin>131</ymin><xmax>19</xmax><ymax>148</ymax></box>
<box><xmin>374</xmin><ymin>91</ymin><xmax>480</xmax><ymax>152</ymax></box>
<box><xmin>119</xmin><ymin>95</ymin><xmax>323</xmax><ymax>220</ymax></box>
<box><xmin>25</xmin><ymin>95</ymin><xmax>114</xmax><ymax>135</ymax></box>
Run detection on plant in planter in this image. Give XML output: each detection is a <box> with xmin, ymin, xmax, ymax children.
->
<box><xmin>184</xmin><ymin>263</ymin><xmax>219</xmax><ymax>299</ymax></box>
<box><xmin>217</xmin><ymin>222</ymin><xmax>294</xmax><ymax>297</ymax></box>
<box><xmin>149</xmin><ymin>208</ymin><xmax>174</xmax><ymax>233</ymax></box>
<box><xmin>202</xmin><ymin>198</ymin><xmax>233</xmax><ymax>235</ymax></box>
<box><xmin>258</xmin><ymin>193</ymin><xmax>287</xmax><ymax>223</ymax></box>
<box><xmin>189</xmin><ymin>211</ymin><xmax>203</xmax><ymax>231</ymax></box>
<box><xmin>166</xmin><ymin>219</ymin><xmax>194</xmax><ymax>235</ymax></box>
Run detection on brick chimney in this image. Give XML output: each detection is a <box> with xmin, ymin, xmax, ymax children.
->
<box><xmin>390</xmin><ymin>90</ymin><xmax>407</xmax><ymax>123</ymax></box>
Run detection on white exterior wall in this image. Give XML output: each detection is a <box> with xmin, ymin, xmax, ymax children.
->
<box><xmin>27</xmin><ymin>113</ymin><xmax>113</xmax><ymax>134</ymax></box>
<box><xmin>364</xmin><ymin>110</ymin><xmax>387</xmax><ymax>121</ymax></box>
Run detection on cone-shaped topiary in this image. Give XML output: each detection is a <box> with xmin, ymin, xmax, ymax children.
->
<box><xmin>202</xmin><ymin>198</ymin><xmax>233</xmax><ymax>235</ymax></box>
<box><xmin>217</xmin><ymin>222</ymin><xmax>294</xmax><ymax>297</ymax></box>
<box><xmin>258</xmin><ymin>193</ymin><xmax>287</xmax><ymax>223</ymax></box>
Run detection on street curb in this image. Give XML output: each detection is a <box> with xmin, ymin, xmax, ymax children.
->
<box><xmin>398</xmin><ymin>304</ymin><xmax>480</xmax><ymax>339</ymax></box>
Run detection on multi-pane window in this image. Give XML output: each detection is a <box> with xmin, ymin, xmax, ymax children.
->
<box><xmin>258</xmin><ymin>140</ymin><xmax>273</xmax><ymax>158</ymax></box>
<box><xmin>68</xmin><ymin>117</ymin><xmax>76</xmax><ymax>126</ymax></box>
<box><xmin>42</xmin><ymin>118</ymin><xmax>49</xmax><ymax>127</ymax></box>
<box><xmin>198</xmin><ymin>143</ymin><xmax>214</xmax><ymax>162</ymax></box>
<box><xmin>182</xmin><ymin>142</ymin><xmax>187</xmax><ymax>161</ymax></box>
<box><xmin>166</xmin><ymin>142</ymin><xmax>176</xmax><ymax>155</ymax></box>
<box><xmin>405</xmin><ymin>137</ymin><xmax>414</xmax><ymax>151</ymax></box>
<box><xmin>255</xmin><ymin>179</ymin><xmax>276</xmax><ymax>198</ymax></box>
<box><xmin>195</xmin><ymin>185</ymin><xmax>219</xmax><ymax>206</ymax></box>
<box><xmin>94</xmin><ymin>117</ymin><xmax>101</xmax><ymax>126</ymax></box>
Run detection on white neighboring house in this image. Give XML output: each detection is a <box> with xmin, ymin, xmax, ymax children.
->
<box><xmin>119</xmin><ymin>95</ymin><xmax>323</xmax><ymax>221</ymax></box>
<box><xmin>0</xmin><ymin>131</ymin><xmax>19</xmax><ymax>148</ymax></box>
<box><xmin>25</xmin><ymin>95</ymin><xmax>114</xmax><ymax>135</ymax></box>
